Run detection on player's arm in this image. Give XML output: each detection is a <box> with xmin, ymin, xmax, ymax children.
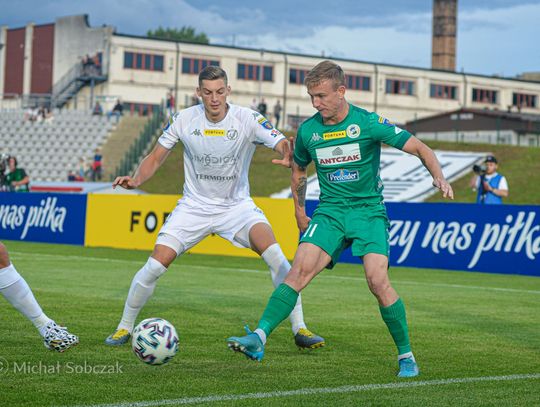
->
<box><xmin>112</xmin><ymin>143</ymin><xmax>171</xmax><ymax>190</ymax></box>
<box><xmin>291</xmin><ymin>161</ymin><xmax>310</xmax><ymax>232</ymax></box>
<box><xmin>402</xmin><ymin>136</ymin><xmax>454</xmax><ymax>199</ymax></box>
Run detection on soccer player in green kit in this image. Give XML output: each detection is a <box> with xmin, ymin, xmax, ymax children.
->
<box><xmin>227</xmin><ymin>60</ymin><xmax>454</xmax><ymax>377</ymax></box>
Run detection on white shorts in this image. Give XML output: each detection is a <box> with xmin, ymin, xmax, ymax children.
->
<box><xmin>156</xmin><ymin>197</ymin><xmax>270</xmax><ymax>255</ymax></box>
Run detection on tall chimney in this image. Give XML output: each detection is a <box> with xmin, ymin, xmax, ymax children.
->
<box><xmin>432</xmin><ymin>0</ymin><xmax>457</xmax><ymax>71</ymax></box>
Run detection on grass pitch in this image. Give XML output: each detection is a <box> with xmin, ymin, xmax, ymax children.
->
<box><xmin>0</xmin><ymin>241</ymin><xmax>539</xmax><ymax>406</ymax></box>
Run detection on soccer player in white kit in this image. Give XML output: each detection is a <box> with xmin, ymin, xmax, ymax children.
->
<box><xmin>105</xmin><ymin>66</ymin><xmax>324</xmax><ymax>349</ymax></box>
<box><xmin>0</xmin><ymin>241</ymin><xmax>79</xmax><ymax>351</ymax></box>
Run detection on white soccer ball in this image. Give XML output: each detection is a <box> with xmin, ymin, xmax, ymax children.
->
<box><xmin>132</xmin><ymin>318</ymin><xmax>179</xmax><ymax>365</ymax></box>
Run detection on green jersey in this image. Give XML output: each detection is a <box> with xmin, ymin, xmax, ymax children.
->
<box><xmin>294</xmin><ymin>104</ymin><xmax>412</xmax><ymax>204</ymax></box>
<box><xmin>6</xmin><ymin>168</ymin><xmax>29</xmax><ymax>192</ymax></box>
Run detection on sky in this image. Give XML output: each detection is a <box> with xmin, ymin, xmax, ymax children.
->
<box><xmin>1</xmin><ymin>0</ymin><xmax>539</xmax><ymax>77</ymax></box>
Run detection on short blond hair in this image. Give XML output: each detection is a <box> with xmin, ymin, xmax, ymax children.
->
<box><xmin>304</xmin><ymin>60</ymin><xmax>345</xmax><ymax>90</ymax></box>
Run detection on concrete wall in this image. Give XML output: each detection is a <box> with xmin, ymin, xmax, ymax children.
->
<box><xmin>53</xmin><ymin>15</ymin><xmax>114</xmax><ymax>84</ymax></box>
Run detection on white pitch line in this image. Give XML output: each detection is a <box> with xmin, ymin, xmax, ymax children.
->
<box><xmin>61</xmin><ymin>373</ymin><xmax>540</xmax><ymax>407</ymax></box>
<box><xmin>10</xmin><ymin>251</ymin><xmax>540</xmax><ymax>295</ymax></box>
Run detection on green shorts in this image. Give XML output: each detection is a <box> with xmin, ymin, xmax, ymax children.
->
<box><xmin>300</xmin><ymin>201</ymin><xmax>390</xmax><ymax>269</ymax></box>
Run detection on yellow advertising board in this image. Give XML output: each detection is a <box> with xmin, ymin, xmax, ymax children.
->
<box><xmin>85</xmin><ymin>194</ymin><xmax>299</xmax><ymax>259</ymax></box>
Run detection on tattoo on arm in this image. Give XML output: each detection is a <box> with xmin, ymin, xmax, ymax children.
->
<box><xmin>297</xmin><ymin>176</ymin><xmax>307</xmax><ymax>207</ymax></box>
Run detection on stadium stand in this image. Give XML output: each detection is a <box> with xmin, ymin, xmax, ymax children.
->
<box><xmin>0</xmin><ymin>108</ymin><xmax>114</xmax><ymax>182</ymax></box>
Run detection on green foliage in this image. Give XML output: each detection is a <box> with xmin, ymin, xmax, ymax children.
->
<box><xmin>147</xmin><ymin>26</ymin><xmax>209</xmax><ymax>44</ymax></box>
<box><xmin>2</xmin><ymin>241</ymin><xmax>539</xmax><ymax>406</ymax></box>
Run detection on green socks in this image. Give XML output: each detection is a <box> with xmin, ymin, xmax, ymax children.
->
<box><xmin>379</xmin><ymin>298</ymin><xmax>412</xmax><ymax>355</ymax></box>
<box><xmin>257</xmin><ymin>283</ymin><xmax>299</xmax><ymax>337</ymax></box>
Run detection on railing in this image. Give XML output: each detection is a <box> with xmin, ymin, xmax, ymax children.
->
<box><xmin>114</xmin><ymin>107</ymin><xmax>165</xmax><ymax>178</ymax></box>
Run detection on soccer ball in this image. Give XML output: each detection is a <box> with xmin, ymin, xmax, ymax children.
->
<box><xmin>132</xmin><ymin>318</ymin><xmax>179</xmax><ymax>365</ymax></box>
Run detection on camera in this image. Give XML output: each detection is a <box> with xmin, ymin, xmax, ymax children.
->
<box><xmin>472</xmin><ymin>164</ymin><xmax>487</xmax><ymax>175</ymax></box>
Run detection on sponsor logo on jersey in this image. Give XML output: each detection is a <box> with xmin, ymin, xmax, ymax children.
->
<box><xmin>378</xmin><ymin>116</ymin><xmax>393</xmax><ymax>126</ymax></box>
<box><xmin>193</xmin><ymin>154</ymin><xmax>237</xmax><ymax>167</ymax></box>
<box><xmin>311</xmin><ymin>133</ymin><xmax>322</xmax><ymax>142</ymax></box>
<box><xmin>191</xmin><ymin>129</ymin><xmax>202</xmax><ymax>137</ymax></box>
<box><xmin>327</xmin><ymin>169</ymin><xmax>359</xmax><ymax>183</ymax></box>
<box><xmin>196</xmin><ymin>173</ymin><xmax>238</xmax><ymax>181</ymax></box>
<box><xmin>163</xmin><ymin>115</ymin><xmax>174</xmax><ymax>131</ymax></box>
<box><xmin>323</xmin><ymin>130</ymin><xmax>346</xmax><ymax>140</ymax></box>
<box><xmin>346</xmin><ymin>124</ymin><xmax>361</xmax><ymax>139</ymax></box>
<box><xmin>226</xmin><ymin>128</ymin><xmax>238</xmax><ymax>140</ymax></box>
<box><xmin>270</xmin><ymin>129</ymin><xmax>282</xmax><ymax>138</ymax></box>
<box><xmin>204</xmin><ymin>129</ymin><xmax>226</xmax><ymax>137</ymax></box>
<box><xmin>259</xmin><ymin>120</ymin><xmax>273</xmax><ymax>130</ymax></box>
<box><xmin>315</xmin><ymin>144</ymin><xmax>361</xmax><ymax>166</ymax></box>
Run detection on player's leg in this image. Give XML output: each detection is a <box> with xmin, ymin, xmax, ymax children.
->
<box><xmin>244</xmin><ymin>222</ymin><xmax>325</xmax><ymax>348</ymax></box>
<box><xmin>0</xmin><ymin>242</ymin><xmax>78</xmax><ymax>352</ymax></box>
<box><xmin>106</xmin><ymin>199</ymin><xmax>209</xmax><ymax>345</ymax></box>
<box><xmin>363</xmin><ymin>253</ymin><xmax>418</xmax><ymax>377</ymax></box>
<box><xmin>227</xmin><ymin>242</ymin><xmax>330</xmax><ymax>360</ymax></box>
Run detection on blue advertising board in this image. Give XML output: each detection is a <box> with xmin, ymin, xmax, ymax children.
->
<box><xmin>305</xmin><ymin>201</ymin><xmax>540</xmax><ymax>276</ymax></box>
<box><xmin>0</xmin><ymin>192</ymin><xmax>87</xmax><ymax>245</ymax></box>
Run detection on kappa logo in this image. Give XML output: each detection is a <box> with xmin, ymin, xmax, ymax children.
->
<box><xmin>347</xmin><ymin>124</ymin><xmax>361</xmax><ymax>139</ymax></box>
<box><xmin>191</xmin><ymin>129</ymin><xmax>202</xmax><ymax>137</ymax></box>
<box><xmin>311</xmin><ymin>133</ymin><xmax>322</xmax><ymax>142</ymax></box>
<box><xmin>394</xmin><ymin>126</ymin><xmax>403</xmax><ymax>134</ymax></box>
<box><xmin>315</xmin><ymin>144</ymin><xmax>361</xmax><ymax>166</ymax></box>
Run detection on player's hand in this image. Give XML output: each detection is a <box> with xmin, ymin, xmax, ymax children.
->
<box><xmin>295</xmin><ymin>214</ymin><xmax>311</xmax><ymax>233</ymax></box>
<box><xmin>433</xmin><ymin>177</ymin><xmax>454</xmax><ymax>199</ymax></box>
<box><xmin>112</xmin><ymin>176</ymin><xmax>138</xmax><ymax>190</ymax></box>
<box><xmin>271</xmin><ymin>137</ymin><xmax>294</xmax><ymax>168</ymax></box>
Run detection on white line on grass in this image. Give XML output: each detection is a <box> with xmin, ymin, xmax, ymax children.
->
<box><xmin>62</xmin><ymin>373</ymin><xmax>540</xmax><ymax>407</ymax></box>
<box><xmin>11</xmin><ymin>251</ymin><xmax>540</xmax><ymax>295</ymax></box>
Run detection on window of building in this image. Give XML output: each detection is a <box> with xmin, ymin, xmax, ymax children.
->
<box><xmin>512</xmin><ymin>92</ymin><xmax>538</xmax><ymax>108</ymax></box>
<box><xmin>237</xmin><ymin>63</ymin><xmax>273</xmax><ymax>81</ymax></box>
<box><xmin>386</xmin><ymin>79</ymin><xmax>414</xmax><ymax>95</ymax></box>
<box><xmin>181</xmin><ymin>57</ymin><xmax>220</xmax><ymax>75</ymax></box>
<box><xmin>472</xmin><ymin>88</ymin><xmax>498</xmax><ymax>104</ymax></box>
<box><xmin>123</xmin><ymin>51</ymin><xmax>165</xmax><ymax>72</ymax></box>
<box><xmin>430</xmin><ymin>84</ymin><xmax>458</xmax><ymax>100</ymax></box>
<box><xmin>289</xmin><ymin>68</ymin><xmax>309</xmax><ymax>84</ymax></box>
<box><xmin>346</xmin><ymin>74</ymin><xmax>371</xmax><ymax>91</ymax></box>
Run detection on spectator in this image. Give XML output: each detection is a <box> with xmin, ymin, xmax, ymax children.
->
<box><xmin>67</xmin><ymin>171</ymin><xmax>77</xmax><ymax>182</ymax></box>
<box><xmin>6</xmin><ymin>156</ymin><xmax>30</xmax><ymax>192</ymax></box>
<box><xmin>107</xmin><ymin>99</ymin><xmax>124</xmax><ymax>123</ymax></box>
<box><xmin>92</xmin><ymin>102</ymin><xmax>103</xmax><ymax>116</ymax></box>
<box><xmin>37</xmin><ymin>106</ymin><xmax>54</xmax><ymax>124</ymax></box>
<box><xmin>78</xmin><ymin>157</ymin><xmax>89</xmax><ymax>180</ymax></box>
<box><xmin>91</xmin><ymin>148</ymin><xmax>103</xmax><ymax>181</ymax></box>
<box><xmin>166</xmin><ymin>91</ymin><xmax>175</xmax><ymax>116</ymax></box>
<box><xmin>257</xmin><ymin>98</ymin><xmax>267</xmax><ymax>116</ymax></box>
<box><xmin>273</xmin><ymin>100</ymin><xmax>282</xmax><ymax>128</ymax></box>
<box><xmin>24</xmin><ymin>106</ymin><xmax>39</xmax><ymax>123</ymax></box>
<box><xmin>250</xmin><ymin>98</ymin><xmax>258</xmax><ymax>111</ymax></box>
<box><xmin>470</xmin><ymin>155</ymin><xmax>509</xmax><ymax>204</ymax></box>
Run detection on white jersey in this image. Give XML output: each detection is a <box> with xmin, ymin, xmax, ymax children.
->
<box><xmin>158</xmin><ymin>103</ymin><xmax>285</xmax><ymax>206</ymax></box>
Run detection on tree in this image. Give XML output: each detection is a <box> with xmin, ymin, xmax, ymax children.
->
<box><xmin>147</xmin><ymin>26</ymin><xmax>209</xmax><ymax>44</ymax></box>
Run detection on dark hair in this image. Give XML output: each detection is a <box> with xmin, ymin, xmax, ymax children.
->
<box><xmin>198</xmin><ymin>66</ymin><xmax>228</xmax><ymax>87</ymax></box>
<box><xmin>8</xmin><ymin>156</ymin><xmax>17</xmax><ymax>166</ymax></box>
<box><xmin>305</xmin><ymin>60</ymin><xmax>346</xmax><ymax>90</ymax></box>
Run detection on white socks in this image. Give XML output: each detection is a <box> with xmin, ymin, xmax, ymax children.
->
<box><xmin>261</xmin><ymin>243</ymin><xmax>307</xmax><ymax>334</ymax></box>
<box><xmin>398</xmin><ymin>352</ymin><xmax>415</xmax><ymax>361</ymax></box>
<box><xmin>117</xmin><ymin>257</ymin><xmax>167</xmax><ymax>332</ymax></box>
<box><xmin>0</xmin><ymin>263</ymin><xmax>52</xmax><ymax>335</ymax></box>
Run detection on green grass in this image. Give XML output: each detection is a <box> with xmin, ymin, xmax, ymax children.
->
<box><xmin>140</xmin><ymin>136</ymin><xmax>540</xmax><ymax>204</ymax></box>
<box><xmin>1</xmin><ymin>241</ymin><xmax>539</xmax><ymax>406</ymax></box>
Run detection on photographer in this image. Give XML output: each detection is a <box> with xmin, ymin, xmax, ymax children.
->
<box><xmin>470</xmin><ymin>155</ymin><xmax>508</xmax><ymax>204</ymax></box>
<box><xmin>0</xmin><ymin>154</ymin><xmax>9</xmax><ymax>191</ymax></box>
<box><xmin>6</xmin><ymin>156</ymin><xmax>30</xmax><ymax>192</ymax></box>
